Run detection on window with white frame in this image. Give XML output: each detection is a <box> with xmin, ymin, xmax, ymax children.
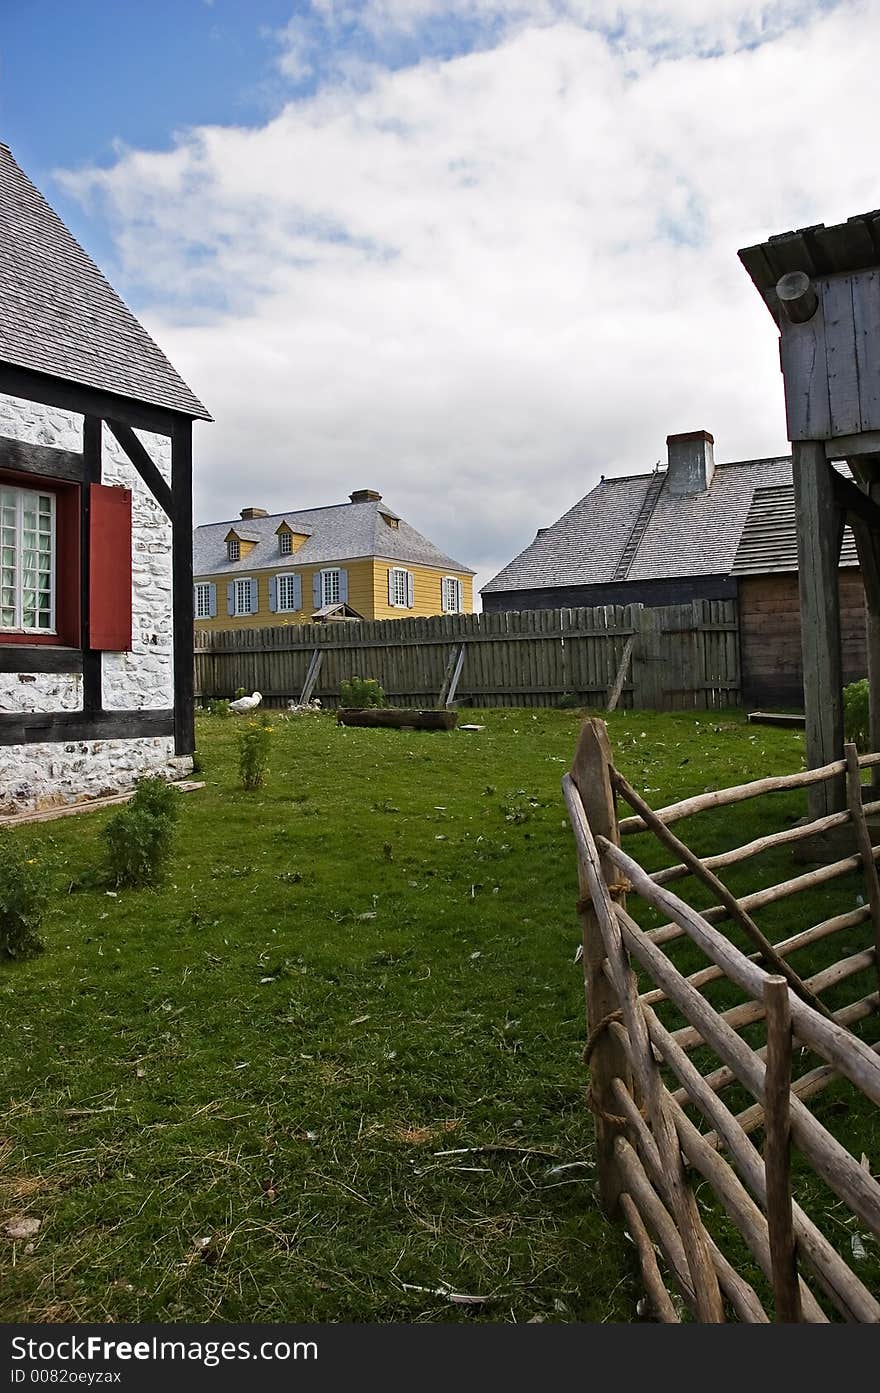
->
<box><xmin>442</xmin><ymin>576</ymin><xmax>463</xmax><ymax>614</ymax></box>
<box><xmin>279</xmin><ymin>531</ymin><xmax>292</xmax><ymax>556</ymax></box>
<box><xmin>390</xmin><ymin>567</ymin><xmax>409</xmax><ymax>607</ymax></box>
<box><xmin>0</xmin><ymin>484</ymin><xmax>55</xmax><ymax>634</ymax></box>
<box><xmin>320</xmin><ymin>568</ymin><xmax>340</xmax><ymax>606</ymax></box>
<box><xmin>227</xmin><ymin>537</ymin><xmax>240</xmax><ymax>562</ymax></box>
<box><xmin>194</xmin><ymin>582</ymin><xmax>214</xmax><ymax>619</ymax></box>
<box><xmin>276</xmin><ymin>573</ymin><xmax>299</xmax><ymax>612</ymax></box>
<box><xmin>234</xmin><ymin>578</ymin><xmax>253</xmax><ymax>615</ymax></box>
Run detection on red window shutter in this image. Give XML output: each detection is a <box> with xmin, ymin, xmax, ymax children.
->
<box><xmin>89</xmin><ymin>484</ymin><xmax>132</xmax><ymax>651</ymax></box>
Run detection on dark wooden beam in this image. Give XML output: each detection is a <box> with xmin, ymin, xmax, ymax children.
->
<box><xmin>0</xmin><ymin>708</ymin><xmax>174</xmax><ymax>746</ymax></box>
<box><xmin>105</xmin><ymin>420</ymin><xmax>173</xmax><ymax>517</ymax></box>
<box><xmin>0</xmin><ymin>362</ymin><xmax>183</xmax><ymax>437</ymax></box>
<box><xmin>793</xmin><ymin>442</ymin><xmax>846</xmax><ymax>816</ymax></box>
<box><xmin>847</xmin><ymin>456</ymin><xmax>880</xmax><ymax>781</ymax></box>
<box><xmin>0</xmin><ymin>646</ymin><xmax>83</xmax><ymax>675</ymax></box>
<box><xmin>171</xmin><ymin>419</ymin><xmax>195</xmax><ymax>756</ymax></box>
<box><xmin>81</xmin><ymin>416</ymin><xmax>102</xmax><ymax>714</ymax></box>
<box><xmin>0</xmin><ymin>434</ymin><xmax>83</xmax><ymax>483</ymax></box>
<box><xmin>831</xmin><ymin>469</ymin><xmax>880</xmax><ymax>530</ymax></box>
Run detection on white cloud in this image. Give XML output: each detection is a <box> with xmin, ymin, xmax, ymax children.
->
<box><xmin>58</xmin><ymin>0</ymin><xmax>880</xmax><ymax>599</ymax></box>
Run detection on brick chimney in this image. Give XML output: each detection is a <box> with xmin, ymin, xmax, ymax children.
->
<box><xmin>240</xmin><ymin>507</ymin><xmax>268</xmax><ymax>519</ymax></box>
<box><xmin>666</xmin><ymin>430</ymin><xmax>715</xmax><ymax>495</ymax></box>
<box><xmin>349</xmin><ymin>489</ymin><xmax>382</xmax><ymax>503</ymax></box>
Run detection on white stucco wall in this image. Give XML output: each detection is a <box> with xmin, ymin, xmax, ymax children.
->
<box><xmin>0</xmin><ymin>392</ymin><xmax>189</xmax><ymax>815</ymax></box>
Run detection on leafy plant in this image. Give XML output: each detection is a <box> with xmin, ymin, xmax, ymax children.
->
<box><xmin>238</xmin><ymin>721</ymin><xmax>272</xmax><ymax>790</ymax></box>
<box><xmin>844</xmin><ymin>679</ymin><xmax>870</xmax><ymax>753</ymax></box>
<box><xmin>556</xmin><ymin>691</ymin><xmax>581</xmax><ymax>709</ymax></box>
<box><xmin>340</xmin><ymin>676</ymin><xmax>386</xmax><ymax>709</ymax></box>
<box><xmin>0</xmin><ymin>833</ymin><xmax>48</xmax><ymax>960</ymax></box>
<box><xmin>235</xmin><ymin>687</ymin><xmax>247</xmax><ymax>700</ymax></box>
<box><xmin>207</xmin><ymin>698</ymin><xmax>231</xmax><ymax>719</ymax></box>
<box><xmin>102</xmin><ymin>776</ymin><xmax>179</xmax><ymax>888</ymax></box>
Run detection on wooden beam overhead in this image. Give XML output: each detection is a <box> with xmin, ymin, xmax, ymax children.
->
<box><xmin>0</xmin><ymin>434</ymin><xmax>83</xmax><ymax>482</ymax></box>
<box><xmin>0</xmin><ymin>361</ymin><xmax>185</xmax><ymax>437</ymax></box>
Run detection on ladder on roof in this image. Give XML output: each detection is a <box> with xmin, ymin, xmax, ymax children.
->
<box><xmin>610</xmin><ymin>471</ymin><xmax>665</xmax><ymax>581</ymax></box>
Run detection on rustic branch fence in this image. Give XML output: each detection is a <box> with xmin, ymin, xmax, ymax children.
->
<box><xmin>194</xmin><ymin>599</ymin><xmax>740</xmax><ymax>711</ymax></box>
<box><xmin>565</xmin><ymin>717</ymin><xmax>880</xmax><ymax>1322</ymax></box>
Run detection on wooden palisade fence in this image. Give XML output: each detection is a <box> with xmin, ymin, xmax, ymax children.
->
<box><xmin>194</xmin><ymin>599</ymin><xmax>739</xmax><ymax>712</ymax></box>
<box><xmin>564</xmin><ymin>717</ymin><xmax>880</xmax><ymax>1322</ymax></box>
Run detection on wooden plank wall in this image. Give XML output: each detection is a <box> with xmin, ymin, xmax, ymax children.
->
<box><xmin>193</xmin><ymin>600</ymin><xmax>742</xmax><ymax>711</ymax></box>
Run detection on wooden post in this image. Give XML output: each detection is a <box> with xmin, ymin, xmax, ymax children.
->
<box><xmin>792</xmin><ymin>442</ymin><xmax>845</xmax><ymax>817</ymax></box>
<box><xmin>171</xmin><ymin>420</ymin><xmax>195</xmax><ymax>757</ymax></box>
<box><xmin>846</xmin><ymin>455</ymin><xmax>880</xmax><ymax>790</ymax></box>
<box><xmin>81</xmin><ymin>415</ymin><xmax>102</xmax><ymax>714</ymax></box>
<box><xmin>569</xmin><ymin>717</ymin><xmax>632</xmax><ymax>1214</ymax></box>
<box><xmin>762</xmin><ymin>975</ymin><xmax>801</xmax><ymax>1322</ymax></box>
<box><xmin>606</xmin><ymin>633</ymin><xmax>635</xmax><ymax>713</ymax></box>
<box><xmin>438</xmin><ymin>643</ymin><xmax>466</xmax><ymax>709</ymax></box>
<box><xmin>300</xmin><ymin>648</ymin><xmax>324</xmax><ymax>705</ymax></box>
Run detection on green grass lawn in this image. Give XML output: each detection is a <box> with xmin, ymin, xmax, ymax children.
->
<box><xmin>0</xmin><ymin>707</ymin><xmax>876</xmax><ymax>1322</ymax></box>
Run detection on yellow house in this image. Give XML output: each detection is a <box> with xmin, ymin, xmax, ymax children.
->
<box><xmin>192</xmin><ymin>489</ymin><xmax>475</xmax><ymax>632</ymax></box>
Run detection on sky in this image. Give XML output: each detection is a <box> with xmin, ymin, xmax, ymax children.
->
<box><xmin>2</xmin><ymin>0</ymin><xmax>879</xmax><ymax>601</ymax></box>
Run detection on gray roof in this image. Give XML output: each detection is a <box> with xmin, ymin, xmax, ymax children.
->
<box><xmin>0</xmin><ymin>144</ymin><xmax>210</xmax><ymax>421</ymax></box>
<box><xmin>739</xmin><ymin>209</ymin><xmax>880</xmax><ymax>321</ymax></box>
<box><xmin>481</xmin><ymin>455</ymin><xmax>836</xmax><ymax>594</ymax></box>
<box><xmin>194</xmin><ymin>497</ymin><xmax>474</xmax><ymax>577</ymax></box>
<box><xmin>732</xmin><ymin>479</ymin><xmax>858</xmax><ymax>575</ymax></box>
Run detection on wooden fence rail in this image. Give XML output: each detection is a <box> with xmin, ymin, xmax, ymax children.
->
<box><xmin>566</xmin><ymin>717</ymin><xmax>880</xmax><ymax>1322</ymax></box>
<box><xmin>193</xmin><ymin>599</ymin><xmax>740</xmax><ymax>711</ymax></box>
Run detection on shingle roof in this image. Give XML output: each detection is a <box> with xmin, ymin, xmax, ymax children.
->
<box><xmin>482</xmin><ymin>456</ymin><xmax>806</xmax><ymax>594</ymax></box>
<box><xmin>194</xmin><ymin>497</ymin><xmax>474</xmax><ymax>577</ymax></box>
<box><xmin>0</xmin><ymin>144</ymin><xmax>210</xmax><ymax>421</ymax></box>
<box><xmin>732</xmin><ymin>479</ymin><xmax>859</xmax><ymax>575</ymax></box>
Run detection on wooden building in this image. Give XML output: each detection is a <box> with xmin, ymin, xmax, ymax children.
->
<box><xmin>193</xmin><ymin>490</ymin><xmax>474</xmax><ymax>632</ymax></box>
<box><xmin>739</xmin><ymin>210</ymin><xmax>880</xmax><ymax>814</ymax></box>
<box><xmin>0</xmin><ymin>143</ymin><xmax>210</xmax><ymax>815</ymax></box>
<box><xmin>482</xmin><ymin>430</ymin><xmax>867</xmax><ymax>707</ymax></box>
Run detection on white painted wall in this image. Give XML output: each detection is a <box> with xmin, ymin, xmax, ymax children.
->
<box><xmin>0</xmin><ymin>392</ymin><xmax>189</xmax><ymax>815</ymax></box>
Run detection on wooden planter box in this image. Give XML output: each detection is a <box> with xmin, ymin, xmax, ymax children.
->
<box><xmin>337</xmin><ymin>707</ymin><xmax>458</xmax><ymax>731</ymax></box>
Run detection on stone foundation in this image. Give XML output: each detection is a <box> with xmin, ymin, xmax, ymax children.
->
<box><xmin>0</xmin><ymin>737</ymin><xmax>192</xmax><ymax>817</ymax></box>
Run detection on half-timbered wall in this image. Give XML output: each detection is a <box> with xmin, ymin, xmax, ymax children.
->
<box><xmin>0</xmin><ymin>392</ymin><xmax>188</xmax><ymax>814</ymax></box>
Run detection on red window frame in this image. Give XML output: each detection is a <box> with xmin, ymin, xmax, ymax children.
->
<box><xmin>0</xmin><ymin>469</ymin><xmax>80</xmax><ymax>649</ymax></box>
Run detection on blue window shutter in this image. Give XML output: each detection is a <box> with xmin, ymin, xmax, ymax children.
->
<box><xmin>293</xmin><ymin>574</ymin><xmax>302</xmax><ymax>611</ymax></box>
<box><xmin>456</xmin><ymin>579</ymin><xmax>463</xmax><ymax>612</ymax></box>
<box><xmin>250</xmin><ymin>578</ymin><xmax>259</xmax><ymax>614</ymax></box>
<box><xmin>209</xmin><ymin>583</ymin><xmax>217</xmax><ymax>619</ymax></box>
<box><xmin>269</xmin><ymin>576</ymin><xmax>278</xmax><ymax>613</ymax></box>
<box><xmin>227</xmin><ymin>581</ymin><xmax>235</xmax><ymax>616</ymax></box>
<box><xmin>313</xmin><ymin>572</ymin><xmax>322</xmax><ymax>608</ymax></box>
<box><xmin>388</xmin><ymin>569</ymin><xmax>395</xmax><ymax>606</ymax></box>
<box><xmin>338</xmin><ymin>568</ymin><xmax>348</xmax><ymax>604</ymax></box>
<box><xmin>406</xmin><ymin>571</ymin><xmax>414</xmax><ymax>608</ymax></box>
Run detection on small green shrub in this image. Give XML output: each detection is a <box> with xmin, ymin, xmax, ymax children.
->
<box><xmin>844</xmin><ymin>678</ymin><xmax>870</xmax><ymax>753</ymax></box>
<box><xmin>556</xmin><ymin>691</ymin><xmax>581</xmax><ymax>709</ymax></box>
<box><xmin>208</xmin><ymin>698</ymin><xmax>231</xmax><ymax>719</ymax></box>
<box><xmin>0</xmin><ymin>833</ymin><xmax>48</xmax><ymax>961</ymax></box>
<box><xmin>235</xmin><ymin>687</ymin><xmax>247</xmax><ymax>700</ymax></box>
<box><xmin>238</xmin><ymin>721</ymin><xmax>272</xmax><ymax>790</ymax></box>
<box><xmin>340</xmin><ymin>676</ymin><xmax>386</xmax><ymax>709</ymax></box>
<box><xmin>102</xmin><ymin>776</ymin><xmax>179</xmax><ymax>888</ymax></box>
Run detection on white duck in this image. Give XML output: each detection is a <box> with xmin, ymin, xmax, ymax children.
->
<box><xmin>229</xmin><ymin>691</ymin><xmax>262</xmax><ymax>714</ymax></box>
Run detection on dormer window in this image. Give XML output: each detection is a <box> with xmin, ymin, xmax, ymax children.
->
<box><xmin>227</xmin><ymin>538</ymin><xmax>240</xmax><ymax>562</ymax></box>
<box><xmin>380</xmin><ymin>512</ymin><xmax>399</xmax><ymax>529</ymax></box>
<box><xmin>279</xmin><ymin>531</ymin><xmax>292</xmax><ymax>556</ymax></box>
